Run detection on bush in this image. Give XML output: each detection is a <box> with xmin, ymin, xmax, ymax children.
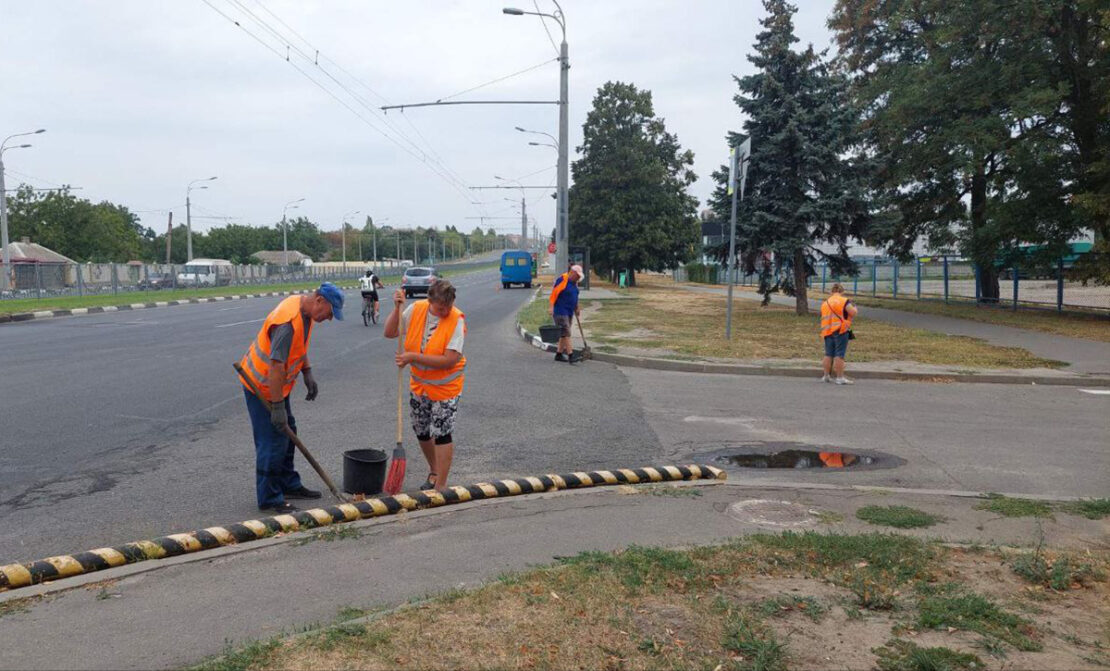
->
<box><xmin>684</xmin><ymin>262</ymin><xmax>721</xmax><ymax>284</ymax></box>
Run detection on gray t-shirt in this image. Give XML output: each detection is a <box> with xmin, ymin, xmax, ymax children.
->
<box><xmin>268</xmin><ymin>315</ymin><xmax>312</xmax><ymax>362</ymax></box>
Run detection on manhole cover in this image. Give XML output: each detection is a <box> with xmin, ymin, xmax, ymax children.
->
<box><xmin>718</xmin><ymin>449</ymin><xmax>874</xmax><ymax>469</ymax></box>
<box><xmin>725</xmin><ymin>499</ymin><xmax>820</xmax><ymax>528</ymax></box>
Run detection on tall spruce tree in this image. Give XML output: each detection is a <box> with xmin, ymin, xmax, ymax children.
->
<box><xmin>831</xmin><ymin>0</ymin><xmax>1106</xmax><ymax>299</ymax></box>
<box><xmin>711</xmin><ymin>0</ymin><xmax>868</xmax><ymax>314</ymax></box>
<box><xmin>568</xmin><ymin>81</ymin><xmax>699</xmax><ymax>285</ymax></box>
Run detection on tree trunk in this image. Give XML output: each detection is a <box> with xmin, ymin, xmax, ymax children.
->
<box><xmin>627</xmin><ymin>268</ymin><xmax>636</xmax><ymax>287</ymax></box>
<box><xmin>793</xmin><ymin>248</ymin><xmax>808</xmax><ymax>315</ymax></box>
<box><xmin>971</xmin><ymin>166</ymin><xmax>1001</xmax><ymax>302</ymax></box>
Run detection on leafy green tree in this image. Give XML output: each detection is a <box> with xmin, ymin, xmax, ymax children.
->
<box><xmin>830</xmin><ymin>0</ymin><xmax>1107</xmax><ymax>300</ymax></box>
<box><xmin>6</xmin><ymin>185</ymin><xmax>145</xmax><ymax>262</ymax></box>
<box><xmin>569</xmin><ymin>81</ymin><xmax>699</xmax><ymax>285</ymax></box>
<box><xmin>709</xmin><ymin>0</ymin><xmax>869</xmax><ymax>314</ymax></box>
<box><xmin>281</xmin><ymin>216</ymin><xmax>327</xmax><ymax>260</ymax></box>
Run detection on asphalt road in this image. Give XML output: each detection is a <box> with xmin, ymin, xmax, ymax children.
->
<box><xmin>0</xmin><ymin>268</ymin><xmax>665</xmax><ymax>562</ymax></box>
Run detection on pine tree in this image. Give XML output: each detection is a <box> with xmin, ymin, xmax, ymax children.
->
<box><xmin>569</xmin><ymin>81</ymin><xmax>699</xmax><ymax>285</ymax></box>
<box><xmin>710</xmin><ymin>0</ymin><xmax>868</xmax><ymax>314</ymax></box>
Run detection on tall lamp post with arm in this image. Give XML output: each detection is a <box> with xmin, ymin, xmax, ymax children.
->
<box><xmin>186</xmin><ymin>176</ymin><xmax>217</xmax><ymax>261</ymax></box>
<box><xmin>282</xmin><ymin>197</ymin><xmax>305</xmax><ymax>273</ymax></box>
<box><xmin>341</xmin><ymin>209</ymin><xmax>360</xmax><ymax>272</ymax></box>
<box><xmin>504</xmin><ymin>2</ymin><xmax>568</xmax><ymax>274</ymax></box>
<box><xmin>1</xmin><ymin>128</ymin><xmax>46</xmax><ymax>291</ymax></box>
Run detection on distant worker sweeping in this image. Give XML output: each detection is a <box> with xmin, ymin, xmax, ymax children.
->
<box><xmin>384</xmin><ymin>279</ymin><xmax>466</xmax><ymax>492</ymax></box>
<box><xmin>548</xmin><ymin>264</ymin><xmax>584</xmax><ymax>364</ymax></box>
<box><xmin>237</xmin><ymin>282</ymin><xmax>345</xmax><ymax>513</ymax></box>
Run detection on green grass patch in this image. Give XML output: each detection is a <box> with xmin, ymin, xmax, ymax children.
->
<box><xmin>1010</xmin><ymin>551</ymin><xmax>1103</xmax><ymax>590</ymax></box>
<box><xmin>917</xmin><ymin>592</ymin><xmax>1041</xmax><ymax>651</ymax></box>
<box><xmin>874</xmin><ymin>639</ymin><xmax>985</xmax><ymax>671</ymax></box>
<box><xmin>557</xmin><ymin>545</ymin><xmax>701</xmax><ymax>592</ymax></box>
<box><xmin>975</xmin><ymin>494</ymin><xmax>1054</xmax><ymax>518</ymax></box>
<box><xmin>749</xmin><ymin>531</ymin><xmax>938</xmax><ymax>585</ymax></box>
<box><xmin>1062</xmin><ymin>498</ymin><xmax>1110</xmax><ymax>520</ymax></box>
<box><xmin>722</xmin><ymin>610</ymin><xmax>789</xmax><ymax>671</ymax></box>
<box><xmin>192</xmin><ymin>638</ymin><xmax>282</xmax><ymax>671</ymax></box>
<box><xmin>515</xmin><ymin>289</ymin><xmax>552</xmax><ymax>333</ymax></box>
<box><xmin>856</xmin><ymin>505</ymin><xmax>945</xmax><ymax>529</ymax></box>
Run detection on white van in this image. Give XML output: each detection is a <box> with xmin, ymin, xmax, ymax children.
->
<box><xmin>177</xmin><ymin>258</ymin><xmax>233</xmax><ymax>287</ymax></box>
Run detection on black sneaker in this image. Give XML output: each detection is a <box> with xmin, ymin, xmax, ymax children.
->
<box><xmin>284</xmin><ymin>486</ymin><xmax>322</xmax><ymax>500</ymax></box>
<box><xmin>259</xmin><ymin>502</ymin><xmax>298</xmax><ymax>514</ymax></box>
<box><xmin>568</xmin><ymin>351</ymin><xmax>584</xmax><ymax>364</ymax></box>
<box><xmin>554</xmin><ymin>352</ymin><xmax>568</xmax><ymax>362</ymax></box>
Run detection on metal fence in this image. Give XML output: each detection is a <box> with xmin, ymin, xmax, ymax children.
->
<box><xmin>675</xmin><ymin>255</ymin><xmax>1110</xmax><ymax>313</ymax></box>
<box><xmin>0</xmin><ymin>258</ymin><xmax>495</xmax><ymax>301</ymax></box>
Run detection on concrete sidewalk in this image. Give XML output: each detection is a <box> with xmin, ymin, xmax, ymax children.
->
<box><xmin>682</xmin><ymin>284</ymin><xmax>1110</xmax><ymax>375</ymax></box>
<box><xmin>1</xmin><ymin>478</ymin><xmax>1106</xmax><ymax>670</ymax></box>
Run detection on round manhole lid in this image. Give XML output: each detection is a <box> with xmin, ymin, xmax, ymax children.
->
<box><xmin>725</xmin><ymin>499</ymin><xmax>820</xmax><ymax>528</ymax></box>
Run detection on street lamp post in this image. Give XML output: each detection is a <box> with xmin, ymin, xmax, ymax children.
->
<box><xmin>282</xmin><ymin>197</ymin><xmax>305</xmax><ymax>272</ymax></box>
<box><xmin>342</xmin><ymin>209</ymin><xmax>360</xmax><ymax>272</ymax></box>
<box><xmin>495</xmin><ymin>175</ymin><xmax>529</xmax><ymax>250</ymax></box>
<box><xmin>185</xmin><ymin>176</ymin><xmax>217</xmax><ymax>261</ymax></box>
<box><xmin>1</xmin><ymin>129</ymin><xmax>46</xmax><ymax>290</ymax></box>
<box><xmin>505</xmin><ymin>2</ymin><xmax>568</xmax><ymax>273</ymax></box>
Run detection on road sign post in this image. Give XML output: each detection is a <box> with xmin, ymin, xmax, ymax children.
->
<box><xmin>725</xmin><ymin>138</ymin><xmax>751</xmax><ymax>340</ymax></box>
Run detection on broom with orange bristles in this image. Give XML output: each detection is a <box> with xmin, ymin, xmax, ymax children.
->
<box><xmin>382</xmin><ymin>308</ymin><xmax>407</xmax><ymax>495</ymax></box>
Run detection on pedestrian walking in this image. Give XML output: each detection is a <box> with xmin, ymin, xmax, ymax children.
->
<box><xmin>238</xmin><ymin>282</ymin><xmax>345</xmax><ymax>513</ymax></box>
<box><xmin>820</xmin><ymin>283</ymin><xmax>858</xmax><ymax>385</ymax></box>
<box><xmin>384</xmin><ymin>279</ymin><xmax>466</xmax><ymax>492</ymax></box>
<box><xmin>548</xmin><ymin>264</ymin><xmax>584</xmax><ymax>364</ymax></box>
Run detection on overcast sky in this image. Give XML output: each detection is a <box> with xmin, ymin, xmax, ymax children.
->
<box><xmin>2</xmin><ymin>0</ymin><xmax>838</xmax><ymax>238</ymax></box>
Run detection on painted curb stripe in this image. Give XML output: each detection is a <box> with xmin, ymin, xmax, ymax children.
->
<box><xmin>0</xmin><ymin>464</ymin><xmax>724</xmax><ymax>592</ymax></box>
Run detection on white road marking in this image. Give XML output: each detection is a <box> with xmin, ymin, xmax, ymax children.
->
<box><xmin>215</xmin><ymin>318</ymin><xmax>265</xmax><ymax>329</ymax></box>
<box><xmin>218</xmin><ymin>306</ymin><xmax>243</xmax><ymax>311</ymax></box>
<box><xmin>683</xmin><ymin>415</ymin><xmax>757</xmax><ymax>426</ymax></box>
<box><xmin>1078</xmin><ymin>389</ymin><xmax>1110</xmax><ymax>395</ymax></box>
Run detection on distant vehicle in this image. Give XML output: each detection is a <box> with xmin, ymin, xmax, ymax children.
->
<box><xmin>401</xmin><ymin>266</ymin><xmax>437</xmax><ymax>298</ymax></box>
<box><xmin>138</xmin><ymin>271</ymin><xmax>173</xmax><ymax>290</ymax></box>
<box><xmin>177</xmin><ymin>258</ymin><xmax>233</xmax><ymax>287</ymax></box>
<box><xmin>999</xmin><ymin>242</ymin><xmax>1092</xmax><ymax>280</ymax></box>
<box><xmin>500</xmin><ymin>250</ymin><xmax>533</xmax><ymax>289</ymax></box>
<box><xmin>399</xmin><ymin>260</ymin><xmax>414</xmax><ymax>268</ymax></box>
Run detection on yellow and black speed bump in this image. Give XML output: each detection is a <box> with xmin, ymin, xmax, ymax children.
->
<box><xmin>0</xmin><ymin>464</ymin><xmax>724</xmax><ymax>592</ymax></box>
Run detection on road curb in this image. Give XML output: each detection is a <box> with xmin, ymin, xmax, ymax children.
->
<box><xmin>0</xmin><ymin>465</ymin><xmax>724</xmax><ymax>594</ymax></box>
<box><xmin>0</xmin><ymin>286</ymin><xmax>366</xmax><ymax>326</ymax></box>
<box><xmin>513</xmin><ymin>322</ymin><xmax>1110</xmax><ymax>387</ymax></box>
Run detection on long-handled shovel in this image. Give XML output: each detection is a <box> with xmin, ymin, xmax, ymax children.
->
<box><xmin>575</xmin><ymin>313</ymin><xmax>593</xmax><ymax>360</ymax></box>
<box><xmin>234</xmin><ymin>362</ymin><xmax>348</xmax><ymax>503</ymax></box>
<box><xmin>382</xmin><ymin>314</ymin><xmax>407</xmax><ymax>495</ymax></box>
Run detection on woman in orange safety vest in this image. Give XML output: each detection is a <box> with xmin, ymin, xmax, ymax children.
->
<box><xmin>384</xmin><ymin>279</ymin><xmax>466</xmax><ymax>492</ymax></box>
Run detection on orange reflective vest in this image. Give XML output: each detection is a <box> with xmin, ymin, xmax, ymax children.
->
<box><xmin>405</xmin><ymin>300</ymin><xmax>467</xmax><ymax>401</ymax></box>
<box><xmin>238</xmin><ymin>295</ymin><xmax>313</xmax><ymax>400</ymax></box>
<box><xmin>820</xmin><ymin>294</ymin><xmax>853</xmax><ymax>337</ymax></box>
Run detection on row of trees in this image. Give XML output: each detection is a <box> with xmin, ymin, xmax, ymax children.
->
<box><xmin>568</xmin><ymin>0</ymin><xmax>1107</xmax><ymax>313</ymax></box>
<box><xmin>4</xmin><ymin>187</ymin><xmax>511</xmax><ymax>265</ymax></box>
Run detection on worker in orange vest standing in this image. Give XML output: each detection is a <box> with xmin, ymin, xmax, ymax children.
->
<box><xmin>820</xmin><ymin>283</ymin><xmax>858</xmax><ymax>385</ymax></box>
<box><xmin>385</xmin><ymin>279</ymin><xmax>466</xmax><ymax>492</ymax></box>
<box><xmin>238</xmin><ymin>282</ymin><xmax>345</xmax><ymax>513</ymax></box>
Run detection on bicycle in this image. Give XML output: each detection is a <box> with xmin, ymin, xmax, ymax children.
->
<box><xmin>361</xmin><ymin>293</ymin><xmax>379</xmax><ymax>326</ymax></box>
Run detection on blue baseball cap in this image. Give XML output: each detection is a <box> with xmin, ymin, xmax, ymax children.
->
<box><xmin>317</xmin><ymin>282</ymin><xmax>344</xmax><ymax>320</ymax></box>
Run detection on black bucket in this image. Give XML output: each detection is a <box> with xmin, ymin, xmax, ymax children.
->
<box><xmin>342</xmin><ymin>449</ymin><xmax>388</xmax><ymax>495</ymax></box>
<box><xmin>538</xmin><ymin>323</ymin><xmax>562</xmax><ymax>344</ymax></box>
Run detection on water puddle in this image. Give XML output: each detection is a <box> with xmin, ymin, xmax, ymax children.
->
<box><xmin>716</xmin><ymin>449</ymin><xmax>874</xmax><ymax>469</ymax></box>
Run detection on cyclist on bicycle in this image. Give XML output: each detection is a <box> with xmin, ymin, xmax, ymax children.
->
<box><xmin>359</xmin><ymin>269</ymin><xmax>384</xmax><ymax>321</ymax></box>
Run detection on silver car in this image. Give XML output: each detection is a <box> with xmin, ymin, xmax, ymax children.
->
<box><xmin>401</xmin><ymin>266</ymin><xmax>438</xmax><ymax>298</ymax></box>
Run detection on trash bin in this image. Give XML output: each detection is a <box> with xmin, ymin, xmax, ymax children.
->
<box><xmin>343</xmin><ymin>449</ymin><xmax>387</xmax><ymax>495</ymax></box>
<box><xmin>619</xmin><ymin>271</ymin><xmax>628</xmax><ymax>288</ymax></box>
<box><xmin>538</xmin><ymin>323</ymin><xmax>562</xmax><ymax>344</ymax></box>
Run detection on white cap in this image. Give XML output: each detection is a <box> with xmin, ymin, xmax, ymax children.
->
<box><xmin>570</xmin><ymin>264</ymin><xmax>584</xmax><ymax>281</ymax></box>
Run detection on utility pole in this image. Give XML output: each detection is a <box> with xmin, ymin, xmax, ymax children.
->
<box><xmin>372</xmin><ymin>226</ymin><xmax>378</xmax><ymax>264</ymax></box>
<box><xmin>725</xmin><ymin>138</ymin><xmax>751</xmax><ymax>340</ymax></box>
<box><xmin>556</xmin><ymin>34</ymin><xmax>569</xmax><ymax>275</ymax></box>
<box><xmin>520</xmin><ymin>197</ymin><xmax>528</xmax><ymax>250</ymax></box>
<box><xmin>185</xmin><ymin>194</ymin><xmax>193</xmax><ymax>261</ymax></box>
<box><xmin>165</xmin><ymin>212</ymin><xmax>173</xmax><ymax>264</ymax></box>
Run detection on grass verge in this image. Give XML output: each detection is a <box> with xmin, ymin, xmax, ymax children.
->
<box><xmin>974</xmin><ymin>494</ymin><xmax>1054</xmax><ymax>518</ymax></box>
<box><xmin>577</xmin><ymin>281</ymin><xmax>1063</xmax><ymax>369</ymax></box>
<box><xmin>0</xmin><ymin>263</ymin><xmax>496</xmax><ymax>316</ymax></box>
<box><xmin>200</xmin><ymin>532</ymin><xmax>1110</xmax><ymax>670</ymax></box>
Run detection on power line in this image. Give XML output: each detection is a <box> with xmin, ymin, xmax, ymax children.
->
<box><xmin>436</xmin><ymin>58</ymin><xmax>557</xmax><ymax>102</ymax></box>
<box><xmin>202</xmin><ymin>0</ymin><xmax>481</xmax><ymax>210</ymax></box>
<box><xmin>534</xmin><ymin>0</ymin><xmax>560</xmax><ymax>56</ymax></box>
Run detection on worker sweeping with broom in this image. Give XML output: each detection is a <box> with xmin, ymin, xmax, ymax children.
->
<box><xmin>384</xmin><ymin>279</ymin><xmax>466</xmax><ymax>492</ymax></box>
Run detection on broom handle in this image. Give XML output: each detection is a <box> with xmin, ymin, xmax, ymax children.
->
<box><xmin>396</xmin><ymin>302</ymin><xmax>406</xmax><ymax>446</ymax></box>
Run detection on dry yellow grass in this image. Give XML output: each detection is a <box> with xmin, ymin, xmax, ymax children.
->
<box><xmin>582</xmin><ymin>285</ymin><xmax>1063</xmax><ymax>369</ymax></box>
<box><xmin>206</xmin><ymin>536</ymin><xmax>1110</xmax><ymax>671</ymax></box>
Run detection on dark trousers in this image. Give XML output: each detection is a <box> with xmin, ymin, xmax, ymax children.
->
<box><xmin>244</xmin><ymin>388</ymin><xmax>304</xmax><ymax>508</ymax></box>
